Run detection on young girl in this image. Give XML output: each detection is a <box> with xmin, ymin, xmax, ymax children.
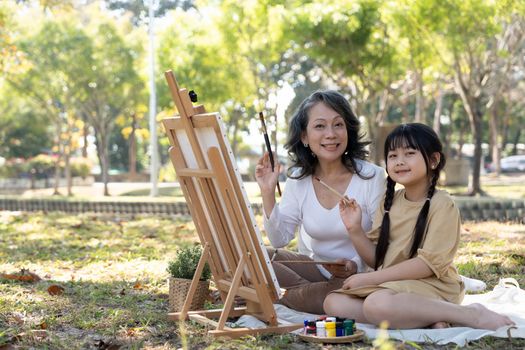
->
<box><xmin>324</xmin><ymin>123</ymin><xmax>515</xmax><ymax>330</ymax></box>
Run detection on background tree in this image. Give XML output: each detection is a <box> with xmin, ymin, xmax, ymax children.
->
<box><xmin>415</xmin><ymin>0</ymin><xmax>524</xmax><ymax>195</ymax></box>
<box><xmin>6</xmin><ymin>19</ymin><xmax>93</xmax><ymax>195</ymax></box>
<box><xmin>0</xmin><ymin>87</ymin><xmax>52</xmax><ymax>159</ymax></box>
<box><xmin>157</xmin><ymin>6</ymin><xmax>259</xmax><ymax>157</ymax></box>
<box><xmin>78</xmin><ymin>5</ymin><xmax>142</xmax><ymax>195</ymax></box>
<box><xmin>105</xmin><ymin>0</ymin><xmax>194</xmax><ymax>25</ymax></box>
<box><xmin>284</xmin><ymin>0</ymin><xmax>401</xmax><ymax>161</ymax></box>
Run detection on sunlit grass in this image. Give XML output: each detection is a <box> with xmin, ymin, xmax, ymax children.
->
<box><xmin>0</xmin><ymin>212</ymin><xmax>524</xmax><ymax>349</ymax></box>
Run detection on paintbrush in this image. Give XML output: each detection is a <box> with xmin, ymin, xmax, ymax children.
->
<box><xmin>276</xmin><ymin>260</ymin><xmax>345</xmax><ymax>266</ymax></box>
<box><xmin>259</xmin><ymin>112</ymin><xmax>282</xmax><ymax>196</ymax></box>
<box><xmin>314</xmin><ymin>176</ymin><xmax>353</xmax><ymax>206</ymax></box>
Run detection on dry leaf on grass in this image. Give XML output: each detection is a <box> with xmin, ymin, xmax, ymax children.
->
<box><xmin>11</xmin><ymin>329</ymin><xmax>48</xmax><ymax>343</ymax></box>
<box><xmin>47</xmin><ymin>284</ymin><xmax>65</xmax><ymax>296</ymax></box>
<box><xmin>9</xmin><ymin>312</ymin><xmax>26</xmax><ymax>325</ymax></box>
<box><xmin>133</xmin><ymin>281</ymin><xmax>142</xmax><ymax>289</ymax></box>
<box><xmin>95</xmin><ymin>339</ymin><xmax>121</xmax><ymax>350</ymax></box>
<box><xmin>0</xmin><ymin>269</ymin><xmax>41</xmax><ymax>282</ymax></box>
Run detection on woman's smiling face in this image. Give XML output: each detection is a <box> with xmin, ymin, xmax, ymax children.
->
<box><xmin>301</xmin><ymin>102</ymin><xmax>348</xmax><ymax>163</ymax></box>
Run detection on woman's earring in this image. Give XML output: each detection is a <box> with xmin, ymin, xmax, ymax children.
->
<box><xmin>303</xmin><ymin>143</ymin><xmax>308</xmax><ymax>148</ymax></box>
<box><xmin>344</xmin><ymin>151</ymin><xmax>349</xmax><ymax>156</ymax></box>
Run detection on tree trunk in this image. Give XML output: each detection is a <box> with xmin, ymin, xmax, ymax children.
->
<box><xmin>512</xmin><ymin>128</ymin><xmax>521</xmax><ymax>155</ymax></box>
<box><xmin>457</xmin><ymin>127</ymin><xmax>464</xmax><ymax>160</ymax></box>
<box><xmin>82</xmin><ymin>115</ymin><xmax>89</xmax><ymax>158</ymax></box>
<box><xmin>65</xmin><ymin>150</ymin><xmax>72</xmax><ymax>196</ymax></box>
<box><xmin>414</xmin><ymin>70</ymin><xmax>425</xmax><ymax>123</ymax></box>
<box><xmin>401</xmin><ymin>82</ymin><xmax>410</xmax><ymax>123</ymax></box>
<box><xmin>229</xmin><ymin>109</ymin><xmax>241</xmax><ymax>157</ymax></box>
<box><xmin>53</xmin><ymin>156</ymin><xmax>61</xmax><ymax>195</ymax></box>
<box><xmin>469</xmin><ymin>108</ymin><xmax>484</xmax><ymax>195</ymax></box>
<box><xmin>488</xmin><ymin>97</ymin><xmax>501</xmax><ymax>175</ymax></box>
<box><xmin>433</xmin><ymin>86</ymin><xmax>443</xmax><ymax>135</ymax></box>
<box><xmin>368</xmin><ymin>97</ymin><xmax>381</xmax><ymax>164</ymax></box>
<box><xmin>454</xmin><ymin>72</ymin><xmax>485</xmax><ymax>196</ymax></box>
<box><xmin>95</xmin><ymin>130</ymin><xmax>110</xmax><ymax>196</ymax></box>
<box><xmin>128</xmin><ymin>113</ymin><xmax>137</xmax><ymax>180</ymax></box>
<box><xmin>53</xmin><ymin>121</ymin><xmax>61</xmax><ymax>196</ymax></box>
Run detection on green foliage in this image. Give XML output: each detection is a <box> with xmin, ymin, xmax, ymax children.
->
<box><xmin>0</xmin><ymin>158</ymin><xmax>28</xmax><ymax>178</ymax></box>
<box><xmin>167</xmin><ymin>245</ymin><xmax>211</xmax><ymax>281</ymax></box>
<box><xmin>27</xmin><ymin>154</ymin><xmax>55</xmax><ymax>173</ymax></box>
<box><xmin>0</xmin><ymin>154</ymin><xmax>92</xmax><ymax>179</ymax></box>
<box><xmin>158</xmin><ymin>161</ymin><xmax>176</xmax><ymax>182</ymax></box>
<box><xmin>70</xmin><ymin>157</ymin><xmax>92</xmax><ymax>178</ymax></box>
<box><xmin>0</xmin><ymin>85</ymin><xmax>52</xmax><ymax>159</ymax></box>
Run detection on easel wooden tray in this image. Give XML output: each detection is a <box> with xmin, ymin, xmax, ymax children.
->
<box><xmin>298</xmin><ymin>329</ymin><xmax>364</xmax><ymax>344</ymax></box>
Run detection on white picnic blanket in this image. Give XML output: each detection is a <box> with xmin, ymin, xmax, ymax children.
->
<box><xmin>233</xmin><ymin>278</ymin><xmax>525</xmax><ymax>346</ymax></box>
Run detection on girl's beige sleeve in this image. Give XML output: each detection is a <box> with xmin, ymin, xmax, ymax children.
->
<box><xmin>416</xmin><ymin>194</ymin><xmax>461</xmax><ymax>279</ymax></box>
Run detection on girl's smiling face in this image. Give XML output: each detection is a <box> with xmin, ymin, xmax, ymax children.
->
<box><xmin>386</xmin><ymin>147</ymin><xmax>429</xmax><ymax>189</ymax></box>
<box><xmin>301</xmin><ymin>102</ymin><xmax>348</xmax><ymax>163</ymax></box>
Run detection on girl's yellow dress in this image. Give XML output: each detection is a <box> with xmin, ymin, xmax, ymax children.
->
<box><xmin>336</xmin><ymin>189</ymin><xmax>464</xmax><ymax>304</ymax></box>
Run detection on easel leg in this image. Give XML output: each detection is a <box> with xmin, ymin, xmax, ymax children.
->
<box><xmin>179</xmin><ymin>242</ymin><xmax>211</xmax><ymax>320</ymax></box>
<box><xmin>217</xmin><ymin>254</ymin><xmax>246</xmax><ymax>330</ymax></box>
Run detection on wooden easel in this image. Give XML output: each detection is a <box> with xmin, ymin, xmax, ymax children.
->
<box><xmin>162</xmin><ymin>70</ymin><xmax>302</xmax><ymax>338</ymax></box>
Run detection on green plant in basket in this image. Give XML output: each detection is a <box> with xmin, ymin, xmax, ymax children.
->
<box><xmin>167</xmin><ymin>245</ymin><xmax>211</xmax><ymax>281</ymax></box>
<box><xmin>167</xmin><ymin>245</ymin><xmax>212</xmax><ymax>312</ymax></box>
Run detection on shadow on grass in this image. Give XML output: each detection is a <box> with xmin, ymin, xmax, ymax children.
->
<box><xmin>0</xmin><ymin>277</ymin><xmax>215</xmax><ymax>349</ymax></box>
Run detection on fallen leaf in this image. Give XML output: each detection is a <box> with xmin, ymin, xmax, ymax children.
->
<box><xmin>9</xmin><ymin>312</ymin><xmax>25</xmax><ymax>325</ymax></box>
<box><xmin>11</xmin><ymin>329</ymin><xmax>48</xmax><ymax>342</ymax></box>
<box><xmin>39</xmin><ymin>321</ymin><xmax>47</xmax><ymax>329</ymax></box>
<box><xmin>95</xmin><ymin>339</ymin><xmax>121</xmax><ymax>350</ymax></box>
<box><xmin>30</xmin><ymin>330</ymin><xmax>48</xmax><ymax>339</ymax></box>
<box><xmin>119</xmin><ymin>288</ymin><xmax>126</xmax><ymax>296</ymax></box>
<box><xmin>133</xmin><ymin>282</ymin><xmax>142</xmax><ymax>290</ymax></box>
<box><xmin>47</xmin><ymin>285</ymin><xmax>65</xmax><ymax>296</ymax></box>
<box><xmin>0</xmin><ymin>269</ymin><xmax>41</xmax><ymax>283</ymax></box>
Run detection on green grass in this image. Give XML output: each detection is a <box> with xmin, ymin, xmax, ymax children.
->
<box><xmin>119</xmin><ymin>187</ymin><xmax>184</xmax><ymax>197</ymax></box>
<box><xmin>0</xmin><ymin>212</ymin><xmax>524</xmax><ymax>349</ymax></box>
<box><xmin>443</xmin><ymin>184</ymin><xmax>525</xmax><ymax>199</ymax></box>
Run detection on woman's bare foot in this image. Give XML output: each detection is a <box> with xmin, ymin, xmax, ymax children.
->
<box><xmin>430</xmin><ymin>321</ymin><xmax>450</xmax><ymax>329</ymax></box>
<box><xmin>465</xmin><ymin>303</ymin><xmax>515</xmax><ymax>330</ymax></box>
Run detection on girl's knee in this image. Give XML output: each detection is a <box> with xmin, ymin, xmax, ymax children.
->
<box><xmin>323</xmin><ymin>293</ymin><xmax>340</xmax><ymax>315</ymax></box>
<box><xmin>363</xmin><ymin>291</ymin><xmax>395</xmax><ymax>322</ymax></box>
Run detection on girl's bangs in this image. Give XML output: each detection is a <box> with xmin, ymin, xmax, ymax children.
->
<box><xmin>386</xmin><ymin>128</ymin><xmax>420</xmax><ymax>152</ymax></box>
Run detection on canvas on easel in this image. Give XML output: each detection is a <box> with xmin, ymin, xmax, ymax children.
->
<box><xmin>162</xmin><ymin>70</ymin><xmax>302</xmax><ymax>338</ymax></box>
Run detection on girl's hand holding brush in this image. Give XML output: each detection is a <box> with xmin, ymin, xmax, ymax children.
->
<box><xmin>339</xmin><ymin>197</ymin><xmax>362</xmax><ymax>235</ymax></box>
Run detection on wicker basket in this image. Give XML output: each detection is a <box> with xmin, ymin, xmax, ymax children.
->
<box><xmin>168</xmin><ymin>277</ymin><xmax>210</xmax><ymax>312</ymax></box>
